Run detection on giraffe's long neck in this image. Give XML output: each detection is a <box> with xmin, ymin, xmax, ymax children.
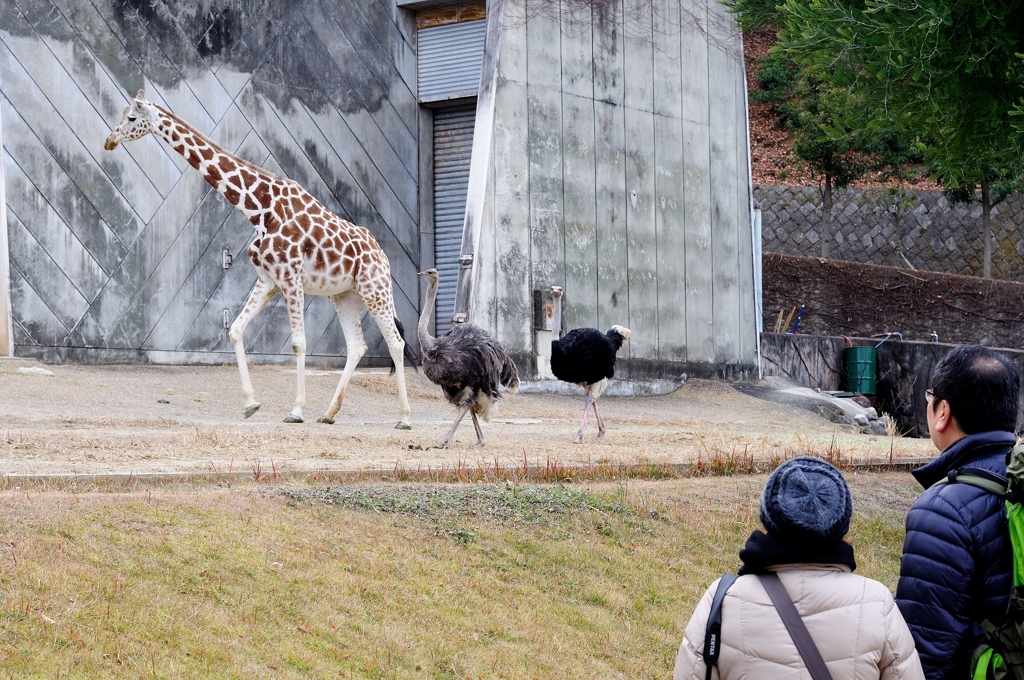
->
<box><xmin>153</xmin><ymin>106</ymin><xmax>277</xmax><ymax>233</ymax></box>
<box><xmin>418</xmin><ymin>281</ymin><xmax>438</xmax><ymax>353</ymax></box>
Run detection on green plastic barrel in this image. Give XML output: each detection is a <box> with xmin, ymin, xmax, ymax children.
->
<box><xmin>844</xmin><ymin>347</ymin><xmax>877</xmax><ymax>395</ymax></box>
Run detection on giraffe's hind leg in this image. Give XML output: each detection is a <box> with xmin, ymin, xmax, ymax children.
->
<box><xmin>318</xmin><ymin>291</ymin><xmax>367</xmax><ymax>424</ymax></box>
<box><xmin>228</xmin><ymin>278</ymin><xmax>278</xmax><ymax>418</ymax></box>
<box><xmin>362</xmin><ymin>288</ymin><xmax>412</xmax><ymax>430</ymax></box>
<box><xmin>280</xmin><ymin>281</ymin><xmax>307</xmax><ymax>423</ymax></box>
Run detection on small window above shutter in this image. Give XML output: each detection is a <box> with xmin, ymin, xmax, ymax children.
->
<box><xmin>417</xmin><ymin>19</ymin><xmax>487</xmax><ymax>103</ymax></box>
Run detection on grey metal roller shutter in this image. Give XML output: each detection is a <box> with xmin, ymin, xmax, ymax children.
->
<box><xmin>418</xmin><ymin>20</ymin><xmax>486</xmax><ymax>103</ymax></box>
<box><xmin>433</xmin><ymin>103</ymin><xmax>476</xmax><ymax>334</ymax></box>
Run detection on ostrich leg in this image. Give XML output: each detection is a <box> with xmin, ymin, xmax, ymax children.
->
<box><xmin>574</xmin><ymin>392</ymin><xmax>593</xmax><ymax>444</ymax></box>
<box><xmin>437</xmin><ymin>402</ymin><xmax>473</xmax><ymax>448</ymax></box>
<box><xmin>469</xmin><ymin>411</ymin><xmax>486</xmax><ymax>448</ymax></box>
<box><xmin>592</xmin><ymin>399</ymin><xmax>606</xmax><ymax>439</ymax></box>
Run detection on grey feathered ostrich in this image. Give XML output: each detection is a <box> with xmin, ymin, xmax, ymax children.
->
<box><xmin>549</xmin><ymin>286</ymin><xmax>631</xmax><ymax>443</ymax></box>
<box><xmin>417</xmin><ymin>269</ymin><xmax>519</xmax><ymax>448</ymax></box>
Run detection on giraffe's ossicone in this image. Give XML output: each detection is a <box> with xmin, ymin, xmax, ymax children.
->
<box><xmin>105</xmin><ymin>90</ymin><xmax>413</xmax><ymax>429</ymax></box>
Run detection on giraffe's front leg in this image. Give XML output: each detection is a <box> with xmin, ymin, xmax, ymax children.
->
<box><xmin>280</xmin><ymin>282</ymin><xmax>307</xmax><ymax>424</ymax></box>
<box><xmin>229</xmin><ymin>278</ymin><xmax>278</xmax><ymax>418</ymax></box>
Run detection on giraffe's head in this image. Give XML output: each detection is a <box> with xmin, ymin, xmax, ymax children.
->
<box><xmin>104</xmin><ymin>90</ymin><xmax>160</xmax><ymax>150</ymax></box>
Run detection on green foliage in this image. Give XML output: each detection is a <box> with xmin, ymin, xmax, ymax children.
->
<box><xmin>748</xmin><ymin>48</ymin><xmax>913</xmax><ymax>193</ymax></box>
<box><xmin>940</xmin><ymin>165</ymin><xmax>1024</xmax><ymax>207</ymax></box>
<box><xmin>725</xmin><ymin>0</ymin><xmax>783</xmax><ymax>31</ymax></box>
<box><xmin>751</xmin><ymin>50</ymin><xmax>800</xmax><ymax>106</ymax></box>
<box><xmin>729</xmin><ymin>0</ymin><xmax>1024</xmax><ymax>271</ymax></box>
<box><xmin>774</xmin><ymin>0</ymin><xmax>1024</xmax><ymax>192</ymax></box>
<box><xmin>787</xmin><ymin>68</ymin><xmax>869</xmax><ymax>190</ymax></box>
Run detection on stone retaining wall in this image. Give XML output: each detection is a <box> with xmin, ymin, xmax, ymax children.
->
<box><xmin>755</xmin><ymin>185</ymin><xmax>1024</xmax><ymax>280</ymax></box>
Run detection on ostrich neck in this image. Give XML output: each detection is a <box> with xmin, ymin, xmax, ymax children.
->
<box><xmin>418</xmin><ymin>280</ymin><xmax>438</xmax><ymax>352</ymax></box>
<box><xmin>551</xmin><ymin>294</ymin><xmax>563</xmax><ymax>341</ymax></box>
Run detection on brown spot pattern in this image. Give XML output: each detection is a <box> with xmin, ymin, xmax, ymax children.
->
<box><xmin>254</xmin><ymin>182</ymin><xmax>271</xmax><ymax>208</ymax></box>
<box><xmin>158</xmin><ymin>107</ymin><xmax>400</xmax><ymax>366</ymax></box>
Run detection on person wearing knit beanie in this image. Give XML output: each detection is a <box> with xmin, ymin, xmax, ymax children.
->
<box><xmin>673</xmin><ymin>457</ymin><xmax>923</xmax><ymax>680</ymax></box>
<box><xmin>760</xmin><ymin>456</ymin><xmax>853</xmax><ymax>543</ymax></box>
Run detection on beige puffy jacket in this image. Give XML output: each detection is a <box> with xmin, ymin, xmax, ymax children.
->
<box><xmin>674</xmin><ymin>563</ymin><xmax>924</xmax><ymax>680</ymax></box>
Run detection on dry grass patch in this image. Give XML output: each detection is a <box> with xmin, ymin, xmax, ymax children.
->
<box><xmin>0</xmin><ymin>473</ymin><xmax>918</xmax><ymax>678</ymax></box>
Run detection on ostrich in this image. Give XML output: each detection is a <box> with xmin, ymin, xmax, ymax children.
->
<box><xmin>417</xmin><ymin>269</ymin><xmax>519</xmax><ymax>448</ymax></box>
<box><xmin>549</xmin><ymin>286</ymin><xmax>631</xmax><ymax>443</ymax></box>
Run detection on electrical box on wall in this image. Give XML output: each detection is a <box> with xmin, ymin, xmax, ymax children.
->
<box><xmin>532</xmin><ymin>288</ymin><xmax>557</xmax><ymax>332</ymax></box>
<box><xmin>532</xmin><ymin>289</ymin><xmax>557</xmax><ymax>379</ymax></box>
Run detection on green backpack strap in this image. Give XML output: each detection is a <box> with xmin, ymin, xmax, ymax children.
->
<box><xmin>932</xmin><ymin>467</ymin><xmax>1010</xmax><ymax>496</ymax></box>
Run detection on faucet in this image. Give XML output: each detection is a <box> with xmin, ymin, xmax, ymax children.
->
<box><xmin>874</xmin><ymin>332</ymin><xmax>904</xmax><ymax>348</ymax></box>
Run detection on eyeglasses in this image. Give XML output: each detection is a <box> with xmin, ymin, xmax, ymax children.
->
<box><xmin>925</xmin><ymin>389</ymin><xmax>934</xmax><ymax>403</ymax></box>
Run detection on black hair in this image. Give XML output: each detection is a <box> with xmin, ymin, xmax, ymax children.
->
<box><xmin>931</xmin><ymin>345</ymin><xmax>1021</xmax><ymax>434</ymax></box>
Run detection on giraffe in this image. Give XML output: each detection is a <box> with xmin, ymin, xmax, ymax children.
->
<box><xmin>104</xmin><ymin>90</ymin><xmax>413</xmax><ymax>429</ymax></box>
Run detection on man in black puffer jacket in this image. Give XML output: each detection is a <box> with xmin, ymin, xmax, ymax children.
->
<box><xmin>896</xmin><ymin>345</ymin><xmax>1020</xmax><ymax>680</ymax></box>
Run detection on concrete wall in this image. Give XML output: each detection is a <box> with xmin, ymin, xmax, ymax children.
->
<box><xmin>1</xmin><ymin>0</ymin><xmax>421</xmax><ymax>364</ymax></box>
<box><xmin>469</xmin><ymin>0</ymin><xmax>757</xmax><ymax>378</ymax></box>
<box><xmin>757</xmin><ymin>184</ymin><xmax>1024</xmax><ymax>280</ymax></box>
<box><xmin>760</xmin><ymin>332</ymin><xmax>1024</xmax><ymax>437</ymax></box>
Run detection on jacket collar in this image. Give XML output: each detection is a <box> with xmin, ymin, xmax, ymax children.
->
<box><xmin>738</xmin><ymin>530</ymin><xmax>856</xmax><ymax>575</ymax></box>
<box><xmin>768</xmin><ymin>563</ymin><xmax>852</xmax><ymax>574</ymax></box>
<box><xmin>912</xmin><ymin>430</ymin><xmax>1017</xmax><ymax>489</ymax></box>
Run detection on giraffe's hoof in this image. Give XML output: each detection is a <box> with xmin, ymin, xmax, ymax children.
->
<box><xmin>469</xmin><ymin>442</ymin><xmax>485</xmax><ymax>449</ymax></box>
<box><xmin>434</xmin><ymin>441</ymin><xmax>451</xmax><ymax>449</ymax></box>
<box><xmin>243</xmin><ymin>403</ymin><xmax>261</xmax><ymax>419</ymax></box>
<box><xmin>572</xmin><ymin>434</ymin><xmax>584</xmax><ymax>444</ymax></box>
<box><xmin>596</xmin><ymin>431</ymin><xmax>606</xmax><ymax>440</ymax></box>
<box><xmin>316</xmin><ymin>416</ymin><xmax>335</xmax><ymax>425</ymax></box>
<box><xmin>283</xmin><ymin>415</ymin><xmax>304</xmax><ymax>424</ymax></box>
<box><xmin>395</xmin><ymin>421</ymin><xmax>412</xmax><ymax>430</ymax></box>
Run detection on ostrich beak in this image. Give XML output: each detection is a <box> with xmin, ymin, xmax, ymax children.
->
<box><xmin>417</xmin><ymin>271</ymin><xmax>427</xmax><ymax>278</ymax></box>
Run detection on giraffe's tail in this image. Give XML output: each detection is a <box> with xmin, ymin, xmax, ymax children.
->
<box><xmin>390</xmin><ymin>317</ymin><xmax>419</xmax><ymax>375</ymax></box>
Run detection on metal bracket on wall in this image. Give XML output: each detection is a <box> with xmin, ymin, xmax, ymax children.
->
<box><xmin>458</xmin><ymin>254</ymin><xmax>474</xmax><ymax>268</ymax></box>
<box><xmin>451</xmin><ymin>312</ymin><xmax>468</xmax><ymax>325</ymax></box>
<box><xmin>223</xmin><ymin>309</ymin><xmax>231</xmax><ymax>329</ymax></box>
<box><xmin>222</xmin><ymin>249</ymin><xmax>233</xmax><ymax>269</ymax></box>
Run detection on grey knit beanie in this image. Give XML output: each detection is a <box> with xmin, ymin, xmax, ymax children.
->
<box><xmin>760</xmin><ymin>457</ymin><xmax>853</xmax><ymax>543</ymax></box>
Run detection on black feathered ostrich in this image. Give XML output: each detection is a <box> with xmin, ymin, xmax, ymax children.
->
<box><xmin>417</xmin><ymin>269</ymin><xmax>519</xmax><ymax>448</ymax></box>
<box><xmin>549</xmin><ymin>286</ymin><xmax>631</xmax><ymax>443</ymax></box>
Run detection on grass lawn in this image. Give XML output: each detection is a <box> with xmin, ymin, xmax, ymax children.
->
<box><xmin>0</xmin><ymin>473</ymin><xmax>919</xmax><ymax>678</ymax></box>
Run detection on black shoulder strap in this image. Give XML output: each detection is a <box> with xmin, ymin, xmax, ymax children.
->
<box><xmin>703</xmin><ymin>574</ymin><xmax>737</xmax><ymax>680</ymax></box>
<box><xmin>758</xmin><ymin>572</ymin><xmax>835</xmax><ymax>680</ymax></box>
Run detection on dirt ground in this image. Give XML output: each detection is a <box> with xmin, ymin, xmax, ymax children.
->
<box><xmin>0</xmin><ymin>359</ymin><xmax>935</xmax><ymax>477</ymax></box>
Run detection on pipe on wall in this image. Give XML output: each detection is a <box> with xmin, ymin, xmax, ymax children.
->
<box><xmin>452</xmin><ymin>0</ymin><xmax>506</xmax><ymax>324</ymax></box>
<box><xmin>0</xmin><ymin>99</ymin><xmax>12</xmax><ymax>357</ymax></box>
